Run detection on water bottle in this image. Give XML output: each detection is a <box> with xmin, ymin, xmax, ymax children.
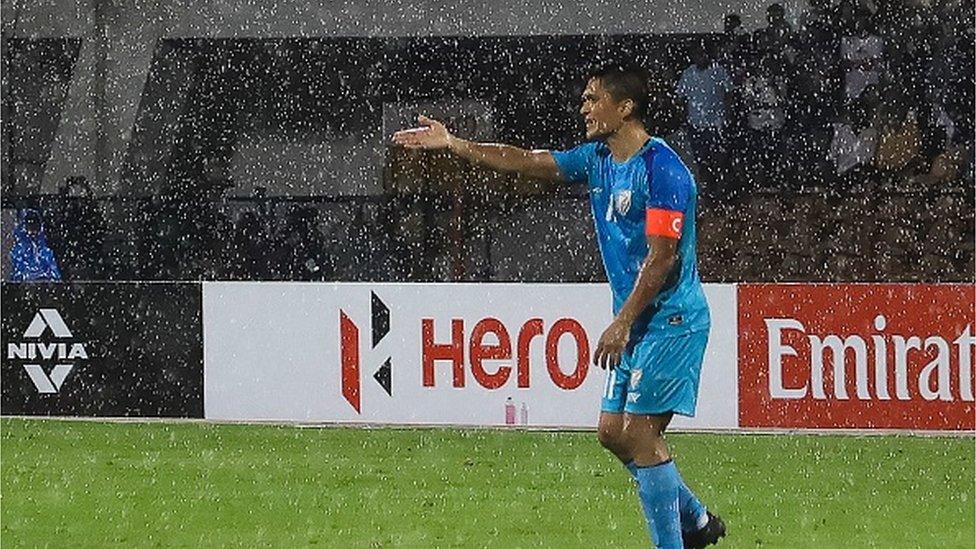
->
<box><xmin>504</xmin><ymin>397</ymin><xmax>516</xmax><ymax>425</ymax></box>
<box><xmin>520</xmin><ymin>402</ymin><xmax>528</xmax><ymax>425</ymax></box>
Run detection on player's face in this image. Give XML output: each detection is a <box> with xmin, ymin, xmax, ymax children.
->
<box><xmin>580</xmin><ymin>78</ymin><xmax>628</xmax><ymax>140</ymax></box>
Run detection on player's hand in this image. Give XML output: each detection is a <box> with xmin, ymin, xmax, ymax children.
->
<box><xmin>392</xmin><ymin>115</ymin><xmax>453</xmax><ymax>150</ymax></box>
<box><xmin>594</xmin><ymin>318</ymin><xmax>630</xmax><ymax>370</ymax></box>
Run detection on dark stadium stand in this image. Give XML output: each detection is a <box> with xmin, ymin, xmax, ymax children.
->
<box><xmin>2</xmin><ymin>2</ymin><xmax>973</xmax><ymax>283</ymax></box>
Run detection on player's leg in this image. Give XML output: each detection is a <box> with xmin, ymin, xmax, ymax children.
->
<box><xmin>625</xmin><ymin>412</ymin><xmax>711</xmax><ymax>534</ymax></box>
<box><xmin>598</xmin><ymin>350</ymin><xmax>666</xmax><ymax>478</ymax></box>
<box><xmin>599</xmin><ymin>342</ymin><xmax>707</xmax><ymax>519</ymax></box>
<box><xmin>622</xmin><ymin>411</ymin><xmax>683</xmax><ymax>548</ymax></box>
<box><xmin>597</xmin><ymin>356</ymin><xmax>633</xmax><ymax>466</ymax></box>
<box><xmin>623</xmin><ymin>333</ymin><xmax>724</xmax><ymax>548</ymax></box>
<box><xmin>597</xmin><ymin>411</ymin><xmax>630</xmax><ymax>463</ymax></box>
<box><xmin>622</xmin><ymin>411</ymin><xmax>672</xmax><ymax>464</ymax></box>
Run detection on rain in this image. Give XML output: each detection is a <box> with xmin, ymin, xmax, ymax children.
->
<box><xmin>1</xmin><ymin>0</ymin><xmax>973</xmax><ymax>547</ymax></box>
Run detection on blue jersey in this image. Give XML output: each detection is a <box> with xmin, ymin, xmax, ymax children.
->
<box><xmin>552</xmin><ymin>137</ymin><xmax>709</xmax><ymax>340</ymax></box>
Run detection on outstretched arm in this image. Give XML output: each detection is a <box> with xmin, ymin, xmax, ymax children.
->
<box><xmin>392</xmin><ymin>115</ymin><xmax>563</xmax><ymax>181</ymax></box>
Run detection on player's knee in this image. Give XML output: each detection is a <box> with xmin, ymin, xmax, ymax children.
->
<box><xmin>597</xmin><ymin>425</ymin><xmax>623</xmax><ymax>451</ymax></box>
<box><xmin>621</xmin><ymin>420</ymin><xmax>664</xmax><ymax>447</ymax></box>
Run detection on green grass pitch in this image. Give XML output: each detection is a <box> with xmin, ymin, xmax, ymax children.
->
<box><xmin>1</xmin><ymin>418</ymin><xmax>972</xmax><ymax>547</ymax></box>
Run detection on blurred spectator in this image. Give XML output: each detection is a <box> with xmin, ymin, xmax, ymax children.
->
<box><xmin>829</xmin><ymin>92</ymin><xmax>879</xmax><ymax>179</ymax></box>
<box><xmin>10</xmin><ymin>209</ymin><xmax>62</xmax><ymax>282</ymax></box>
<box><xmin>835</xmin><ymin>0</ymin><xmax>864</xmax><ymax>36</ymax></box>
<box><xmin>935</xmin><ymin>16</ymin><xmax>975</xmax><ymax>182</ymax></box>
<box><xmin>140</xmin><ymin>196</ymin><xmax>182</xmax><ymax>280</ymax></box>
<box><xmin>723</xmin><ymin>13</ymin><xmax>745</xmax><ymax>37</ymax></box>
<box><xmin>795</xmin><ymin>0</ymin><xmax>842</xmax><ymax>76</ymax></box>
<box><xmin>785</xmin><ymin>67</ymin><xmax>837</xmax><ymax>186</ymax></box>
<box><xmin>229</xmin><ymin>211</ymin><xmax>271</xmax><ymax>280</ymax></box>
<box><xmin>841</xmin><ymin>14</ymin><xmax>883</xmax><ymax>101</ymax></box>
<box><xmin>383</xmin><ymin>194</ymin><xmax>441</xmax><ymax>281</ymax></box>
<box><xmin>722</xmin><ymin>13</ymin><xmax>748</xmax><ymax>51</ymax></box>
<box><xmin>718</xmin><ymin>13</ymin><xmax>751</xmax><ymax>79</ymax></box>
<box><xmin>328</xmin><ymin>203</ymin><xmax>392</xmax><ymax>281</ymax></box>
<box><xmin>753</xmin><ymin>3</ymin><xmax>796</xmax><ymax>62</ymax></box>
<box><xmin>675</xmin><ymin>43</ymin><xmax>733</xmax><ymax>194</ymax></box>
<box><xmin>883</xmin><ymin>6</ymin><xmax>939</xmax><ymax>160</ymax></box>
<box><xmin>910</xmin><ymin>145</ymin><xmax>969</xmax><ymax>189</ymax></box>
<box><xmin>874</xmin><ymin>94</ymin><xmax>921</xmax><ymax>178</ymax></box>
<box><xmin>269</xmin><ymin>207</ymin><xmax>330</xmax><ymax>281</ymax></box>
<box><xmin>798</xmin><ymin>0</ymin><xmax>837</xmax><ymax>38</ymax></box>
<box><xmin>48</xmin><ymin>177</ymin><xmax>106</xmax><ymax>280</ymax></box>
<box><xmin>736</xmin><ymin>54</ymin><xmax>788</xmax><ymax>189</ymax></box>
<box><xmin>174</xmin><ymin>181</ymin><xmax>235</xmax><ymax>280</ymax></box>
<box><xmin>884</xmin><ymin>8</ymin><xmax>935</xmax><ymax>102</ymax></box>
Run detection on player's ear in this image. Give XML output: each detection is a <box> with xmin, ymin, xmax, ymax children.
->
<box><xmin>620</xmin><ymin>98</ymin><xmax>635</xmax><ymax>118</ymax></box>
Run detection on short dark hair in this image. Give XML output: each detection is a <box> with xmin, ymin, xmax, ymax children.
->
<box><xmin>588</xmin><ymin>65</ymin><xmax>650</xmax><ymax>120</ymax></box>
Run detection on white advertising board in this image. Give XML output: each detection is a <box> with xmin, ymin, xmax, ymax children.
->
<box><xmin>203</xmin><ymin>282</ymin><xmax>737</xmax><ymax>429</ymax></box>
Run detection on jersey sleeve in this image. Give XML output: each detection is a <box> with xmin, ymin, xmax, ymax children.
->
<box><xmin>645</xmin><ymin>149</ymin><xmax>692</xmax><ymax>239</ymax></box>
<box><xmin>551</xmin><ymin>142</ymin><xmax>596</xmax><ymax>183</ymax></box>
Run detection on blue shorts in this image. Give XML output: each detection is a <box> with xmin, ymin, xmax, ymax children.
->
<box><xmin>601</xmin><ymin>330</ymin><xmax>709</xmax><ymax>417</ymax></box>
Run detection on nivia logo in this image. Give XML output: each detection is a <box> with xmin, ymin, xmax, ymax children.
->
<box><xmin>6</xmin><ymin>309</ymin><xmax>88</xmax><ymax>394</ymax></box>
<box><xmin>339</xmin><ymin>292</ymin><xmax>392</xmax><ymax>413</ymax></box>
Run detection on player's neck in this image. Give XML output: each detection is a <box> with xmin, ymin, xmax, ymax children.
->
<box><xmin>605</xmin><ymin>123</ymin><xmax>652</xmax><ymax>163</ymax></box>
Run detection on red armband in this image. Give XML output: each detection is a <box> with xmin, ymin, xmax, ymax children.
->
<box><xmin>645</xmin><ymin>208</ymin><xmax>684</xmax><ymax>238</ymax></box>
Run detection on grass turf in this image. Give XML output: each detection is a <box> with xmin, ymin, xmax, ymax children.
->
<box><xmin>1</xmin><ymin>418</ymin><xmax>972</xmax><ymax>548</ymax></box>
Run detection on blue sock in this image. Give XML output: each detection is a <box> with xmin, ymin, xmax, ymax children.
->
<box><xmin>625</xmin><ymin>460</ymin><xmax>706</xmax><ymax>532</ymax></box>
<box><xmin>675</xmin><ymin>465</ymin><xmax>708</xmax><ymax>532</ymax></box>
<box><xmin>634</xmin><ymin>460</ymin><xmax>682</xmax><ymax>549</ymax></box>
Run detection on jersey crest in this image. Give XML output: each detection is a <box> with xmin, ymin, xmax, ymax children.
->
<box><xmin>614</xmin><ymin>189</ymin><xmax>633</xmax><ymax>217</ymax></box>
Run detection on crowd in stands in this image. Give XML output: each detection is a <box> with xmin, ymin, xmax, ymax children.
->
<box><xmin>8</xmin><ymin>177</ymin><xmax>972</xmax><ymax>283</ymax></box>
<box><xmin>4</xmin><ymin>0</ymin><xmax>973</xmax><ymax>284</ymax></box>
<box><xmin>676</xmin><ymin>0</ymin><xmax>973</xmax><ymax>199</ymax></box>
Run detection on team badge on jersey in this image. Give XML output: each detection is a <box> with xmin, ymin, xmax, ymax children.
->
<box><xmin>614</xmin><ymin>190</ymin><xmax>632</xmax><ymax>216</ymax></box>
<box><xmin>629</xmin><ymin>367</ymin><xmax>643</xmax><ymax>389</ymax></box>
